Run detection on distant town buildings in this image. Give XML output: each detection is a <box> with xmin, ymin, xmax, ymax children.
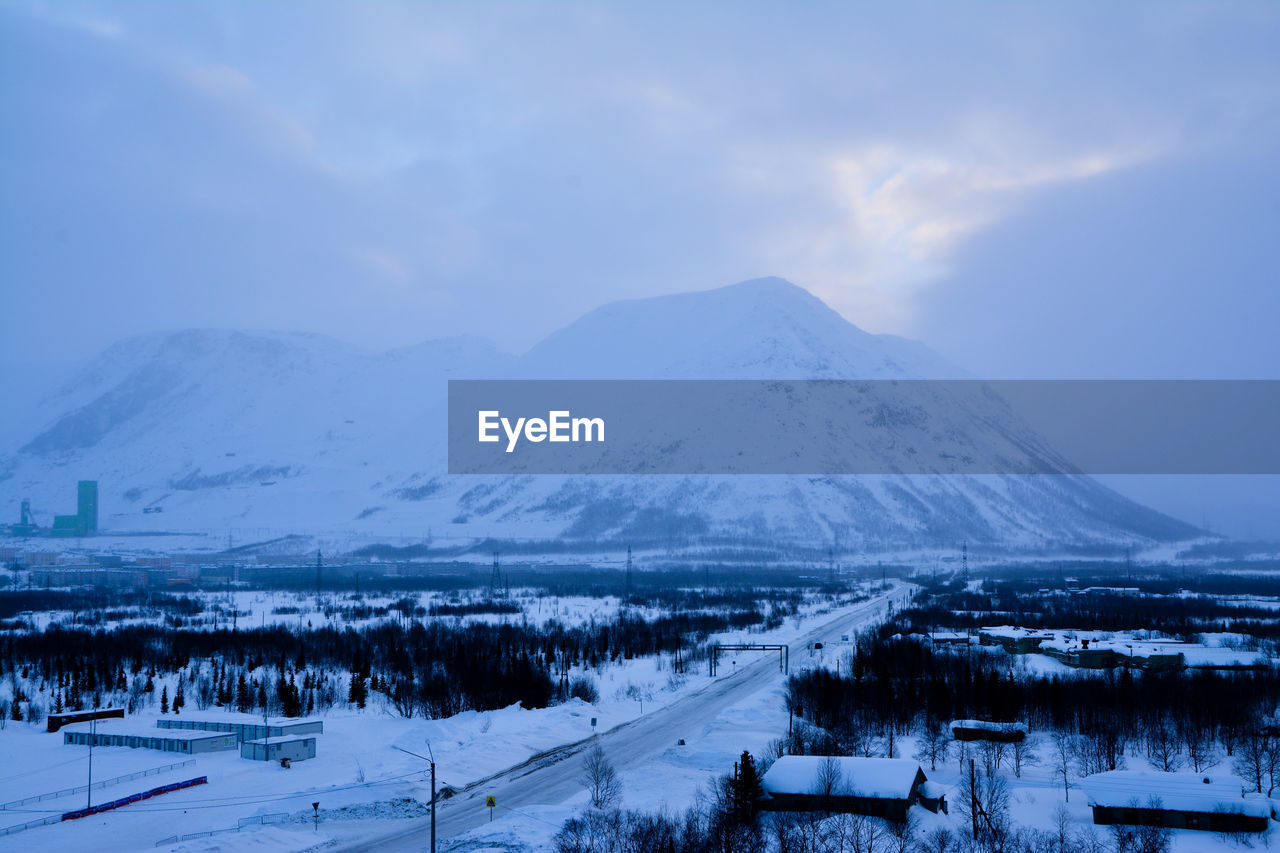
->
<box><xmin>978</xmin><ymin>626</ymin><xmax>1268</xmax><ymax>671</ymax></box>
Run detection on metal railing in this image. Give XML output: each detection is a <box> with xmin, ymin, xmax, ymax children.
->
<box><xmin>0</xmin><ymin>815</ymin><xmax>61</xmax><ymax>837</ymax></box>
<box><xmin>0</xmin><ymin>759</ymin><xmax>196</xmax><ymax>810</ymax></box>
<box><xmin>154</xmin><ymin>813</ymin><xmax>289</xmax><ymax>847</ymax></box>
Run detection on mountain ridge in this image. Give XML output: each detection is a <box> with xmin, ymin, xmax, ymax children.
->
<box><xmin>0</xmin><ymin>278</ymin><xmax>1202</xmax><ymax>552</ymax></box>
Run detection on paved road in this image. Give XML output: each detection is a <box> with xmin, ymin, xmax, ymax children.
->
<box><xmin>335</xmin><ymin>582</ymin><xmax>906</xmax><ymax>852</ymax></box>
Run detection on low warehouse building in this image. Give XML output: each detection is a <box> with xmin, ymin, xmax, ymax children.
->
<box><xmin>761</xmin><ymin>756</ymin><xmax>935</xmax><ymax>822</ymax></box>
<box><xmin>1083</xmin><ymin>771</ymin><xmax>1269</xmax><ymax>833</ymax></box>
<box><xmin>158</xmin><ymin>716</ymin><xmax>323</xmax><ymax>742</ymax></box>
<box><xmin>47</xmin><ymin>707</ymin><xmax>125</xmax><ymax>733</ymax></box>
<box><xmin>63</xmin><ymin>726</ymin><xmax>237</xmax><ymax>755</ymax></box>
<box><xmin>241</xmin><ymin>735</ymin><xmax>317</xmax><ymax>763</ymax></box>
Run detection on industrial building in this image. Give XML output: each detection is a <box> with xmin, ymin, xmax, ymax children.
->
<box><xmin>241</xmin><ymin>735</ymin><xmax>317</xmax><ymax>763</ymax></box>
<box><xmin>52</xmin><ymin>481</ymin><xmax>98</xmax><ymax>537</ymax></box>
<box><xmin>1083</xmin><ymin>771</ymin><xmax>1269</xmax><ymax>832</ymax></box>
<box><xmin>157</xmin><ymin>716</ymin><xmax>323</xmax><ymax>743</ymax></box>
<box><xmin>63</xmin><ymin>726</ymin><xmax>238</xmax><ymax>755</ymax></box>
<box><xmin>6</xmin><ymin>481</ymin><xmax>99</xmax><ymax>537</ymax></box>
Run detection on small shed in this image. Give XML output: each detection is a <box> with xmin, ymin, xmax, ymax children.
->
<box><xmin>241</xmin><ymin>735</ymin><xmax>317</xmax><ymax>763</ymax></box>
<box><xmin>917</xmin><ymin>780</ymin><xmax>948</xmax><ymax>814</ymax></box>
<box><xmin>761</xmin><ymin>756</ymin><xmax>930</xmax><ymax>822</ymax></box>
<box><xmin>950</xmin><ymin>720</ymin><xmax>1027</xmax><ymax>743</ymax></box>
<box><xmin>1082</xmin><ymin>771</ymin><xmax>1269</xmax><ymax>833</ymax></box>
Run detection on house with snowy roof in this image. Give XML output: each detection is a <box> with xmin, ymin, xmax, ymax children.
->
<box><xmin>950</xmin><ymin>719</ymin><xmax>1027</xmax><ymax>743</ymax></box>
<box><xmin>760</xmin><ymin>756</ymin><xmax>943</xmax><ymax>822</ymax></box>
<box><xmin>1082</xmin><ymin>770</ymin><xmax>1270</xmax><ymax>833</ymax></box>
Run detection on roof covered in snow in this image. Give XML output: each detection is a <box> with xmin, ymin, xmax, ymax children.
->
<box><xmin>244</xmin><ymin>735</ymin><xmax>315</xmax><ymax>745</ymax></box>
<box><xmin>950</xmin><ymin>720</ymin><xmax>1027</xmax><ymax>733</ymax></box>
<box><xmin>918</xmin><ymin>780</ymin><xmax>946</xmax><ymax>799</ymax></box>
<box><xmin>63</xmin><ymin>723</ymin><xmax>231</xmax><ymax>741</ymax></box>
<box><xmin>1082</xmin><ymin>771</ymin><xmax>1267</xmax><ymax>818</ymax></box>
<box><xmin>762</xmin><ymin>756</ymin><xmax>924</xmax><ymax>799</ymax></box>
<box><xmin>981</xmin><ymin>626</ymin><xmax>1268</xmax><ymax>667</ymax></box>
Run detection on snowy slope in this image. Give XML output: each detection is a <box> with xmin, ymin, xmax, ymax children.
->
<box><xmin>0</xmin><ymin>279</ymin><xmax>1199</xmax><ymax>552</ymax></box>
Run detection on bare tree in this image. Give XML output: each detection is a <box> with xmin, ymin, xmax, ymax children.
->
<box><xmin>1266</xmin><ymin>736</ymin><xmax>1280</xmax><ymax>796</ymax></box>
<box><xmin>1109</xmin><ymin>798</ymin><xmax>1172</xmax><ymax>853</ymax></box>
<box><xmin>918</xmin><ymin>826</ymin><xmax>956</xmax><ymax>853</ymax></box>
<box><xmin>1051</xmin><ymin>733</ymin><xmax>1074</xmax><ymax>802</ymax></box>
<box><xmin>1233</xmin><ymin>727</ymin><xmax>1272</xmax><ymax>793</ymax></box>
<box><xmin>1183</xmin><ymin>727</ymin><xmax>1218</xmax><ymax>773</ymax></box>
<box><xmin>1144</xmin><ymin>720</ymin><xmax>1181</xmax><ymax>773</ymax></box>
<box><xmin>914</xmin><ymin>719</ymin><xmax>950</xmax><ymax>771</ymax></box>
<box><xmin>885</xmin><ymin>811</ymin><xmax>915</xmax><ymax>853</ymax></box>
<box><xmin>1010</xmin><ymin>735</ymin><xmax>1038</xmax><ymax>779</ymax></box>
<box><xmin>1050</xmin><ymin>804</ymin><xmax>1072</xmax><ymax>853</ymax></box>
<box><xmin>959</xmin><ymin>759</ymin><xmax>1011</xmax><ymax>852</ymax></box>
<box><xmin>580</xmin><ymin>743</ymin><xmax>622</xmax><ymax>810</ymax></box>
<box><xmin>1072</xmin><ymin>730</ymin><xmax>1122</xmax><ymax>777</ymax></box>
<box><xmin>814</xmin><ymin>755</ymin><xmax>844</xmax><ymax>800</ymax></box>
<box><xmin>977</xmin><ymin>740</ymin><xmax>1004</xmax><ymax>778</ymax></box>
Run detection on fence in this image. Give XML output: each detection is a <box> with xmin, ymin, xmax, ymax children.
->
<box><xmin>61</xmin><ymin>776</ymin><xmax>207</xmax><ymax>821</ymax></box>
<box><xmin>1</xmin><ymin>760</ymin><xmax>196</xmax><ymax>810</ymax></box>
<box><xmin>237</xmin><ymin>813</ymin><xmax>288</xmax><ymax>828</ymax></box>
<box><xmin>0</xmin><ymin>815</ymin><xmax>62</xmax><ymax>838</ymax></box>
<box><xmin>153</xmin><ymin>813</ymin><xmax>288</xmax><ymax>847</ymax></box>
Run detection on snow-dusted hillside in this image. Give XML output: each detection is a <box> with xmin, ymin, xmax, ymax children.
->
<box><xmin>0</xmin><ymin>278</ymin><xmax>1198</xmax><ymax>552</ymax></box>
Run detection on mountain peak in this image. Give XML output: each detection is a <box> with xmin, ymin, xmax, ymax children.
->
<box><xmin>520</xmin><ymin>277</ymin><xmax>955</xmax><ymax>379</ymax></box>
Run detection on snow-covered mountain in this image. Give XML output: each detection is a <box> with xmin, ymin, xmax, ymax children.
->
<box><xmin>0</xmin><ymin>278</ymin><xmax>1198</xmax><ymax>553</ymax></box>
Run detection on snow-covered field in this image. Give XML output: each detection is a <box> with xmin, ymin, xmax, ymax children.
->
<box><xmin>5</xmin><ymin>576</ymin><xmax>1278</xmax><ymax>853</ymax></box>
<box><xmin>0</xmin><ymin>584</ymin><xmax>907</xmax><ymax>852</ymax></box>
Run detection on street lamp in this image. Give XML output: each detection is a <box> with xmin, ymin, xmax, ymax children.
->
<box><xmin>395</xmin><ymin>742</ymin><xmax>436</xmax><ymax>853</ymax></box>
<box><xmin>86</xmin><ymin>716</ymin><xmax>96</xmax><ymax>810</ymax></box>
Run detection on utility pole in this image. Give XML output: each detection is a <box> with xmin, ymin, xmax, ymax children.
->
<box><xmin>970</xmin><ymin>758</ymin><xmax>978</xmax><ymax>841</ymax></box>
<box><xmin>394</xmin><ymin>744</ymin><xmax>436</xmax><ymax>853</ymax></box>
<box><xmin>962</xmin><ymin>542</ymin><xmax>969</xmax><ymax>585</ymax></box>
<box><xmin>490</xmin><ymin>552</ymin><xmax>501</xmax><ymax>597</ymax></box>
<box><xmin>625</xmin><ymin>545</ymin><xmax>633</xmax><ymax>597</ymax></box>
<box><xmin>315</xmin><ymin>550</ymin><xmax>323</xmax><ymax>594</ymax></box>
<box><xmin>86</xmin><ymin>716</ymin><xmax>95</xmax><ymax>810</ymax></box>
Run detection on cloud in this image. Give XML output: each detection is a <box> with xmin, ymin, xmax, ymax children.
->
<box><xmin>1</xmin><ymin>0</ymin><xmax>1277</xmax><ymax>371</ymax></box>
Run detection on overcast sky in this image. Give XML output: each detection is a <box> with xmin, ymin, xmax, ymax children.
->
<box><xmin>2</xmin><ymin>1</ymin><xmax>1277</xmax><ymax>535</ymax></box>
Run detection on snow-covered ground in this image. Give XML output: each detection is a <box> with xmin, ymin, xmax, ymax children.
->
<box><xmin>0</xmin><ymin>584</ymin><xmax>910</xmax><ymax>852</ymax></box>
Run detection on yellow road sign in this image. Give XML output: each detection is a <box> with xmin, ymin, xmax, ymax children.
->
<box><xmin>485</xmin><ymin>796</ymin><xmax>496</xmax><ymax>808</ymax></box>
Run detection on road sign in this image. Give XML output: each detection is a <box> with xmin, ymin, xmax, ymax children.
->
<box><xmin>486</xmin><ymin>796</ymin><xmax>496</xmax><ymax>808</ymax></box>
<box><xmin>590</xmin><ymin>717</ymin><xmax>597</xmax><ymax>727</ymax></box>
